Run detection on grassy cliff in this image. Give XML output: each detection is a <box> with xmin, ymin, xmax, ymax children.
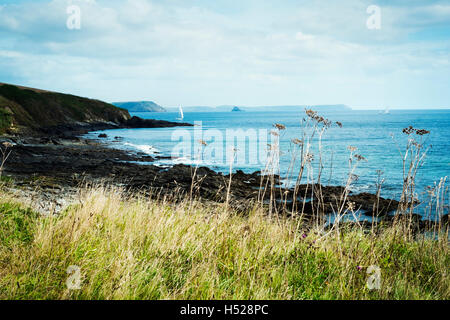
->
<box><xmin>0</xmin><ymin>103</ymin><xmax>12</xmax><ymax>134</ymax></box>
<box><xmin>0</xmin><ymin>83</ymin><xmax>130</xmax><ymax>134</ymax></box>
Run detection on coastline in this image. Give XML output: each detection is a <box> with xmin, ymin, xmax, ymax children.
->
<box><xmin>1</xmin><ymin>126</ymin><xmax>447</xmax><ymax>232</ymax></box>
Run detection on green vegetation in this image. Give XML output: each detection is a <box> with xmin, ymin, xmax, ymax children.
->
<box><xmin>0</xmin><ymin>188</ymin><xmax>448</xmax><ymax>300</ymax></box>
<box><xmin>0</xmin><ymin>201</ymin><xmax>37</xmax><ymax>248</ymax></box>
<box><xmin>0</xmin><ymin>96</ymin><xmax>14</xmax><ymax>133</ymax></box>
<box><xmin>0</xmin><ymin>108</ymin><xmax>12</xmax><ymax>133</ymax></box>
<box><xmin>0</xmin><ymin>83</ymin><xmax>130</xmax><ymax>132</ymax></box>
<box><xmin>0</xmin><ymin>175</ymin><xmax>14</xmax><ymax>185</ymax></box>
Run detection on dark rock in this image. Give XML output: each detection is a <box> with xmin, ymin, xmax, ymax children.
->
<box><xmin>441</xmin><ymin>214</ymin><xmax>449</xmax><ymax>227</ymax></box>
<box><xmin>155</xmin><ymin>156</ymin><xmax>172</xmax><ymax>160</ymax></box>
<box><xmin>349</xmin><ymin>192</ymin><xmax>399</xmax><ymax>216</ymax></box>
<box><xmin>98</xmin><ymin>134</ymin><xmax>108</xmax><ymax>138</ymax></box>
<box><xmin>380</xmin><ymin>213</ymin><xmax>443</xmax><ymax>233</ymax></box>
<box><xmin>123</xmin><ymin>116</ymin><xmax>192</xmax><ymax>129</ymax></box>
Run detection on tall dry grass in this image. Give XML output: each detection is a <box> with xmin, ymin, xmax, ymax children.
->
<box><xmin>0</xmin><ymin>186</ymin><xmax>448</xmax><ymax>300</ymax></box>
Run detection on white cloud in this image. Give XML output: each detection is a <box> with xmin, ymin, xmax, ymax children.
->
<box><xmin>0</xmin><ymin>0</ymin><xmax>448</xmax><ymax>107</ymax></box>
<box><xmin>295</xmin><ymin>32</ymin><xmax>314</xmax><ymax>41</ymax></box>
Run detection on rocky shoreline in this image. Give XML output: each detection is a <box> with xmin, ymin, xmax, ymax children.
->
<box><xmin>0</xmin><ymin>128</ymin><xmax>447</xmax><ymax>232</ymax></box>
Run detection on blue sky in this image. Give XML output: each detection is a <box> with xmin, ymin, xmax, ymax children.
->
<box><xmin>0</xmin><ymin>0</ymin><xmax>449</xmax><ymax>109</ymax></box>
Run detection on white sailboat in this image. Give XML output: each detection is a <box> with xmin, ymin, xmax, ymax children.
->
<box><xmin>379</xmin><ymin>107</ymin><xmax>390</xmax><ymax>114</ymax></box>
<box><xmin>177</xmin><ymin>106</ymin><xmax>184</xmax><ymax>121</ymax></box>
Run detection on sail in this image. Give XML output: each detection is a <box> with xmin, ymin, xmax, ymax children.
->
<box><xmin>178</xmin><ymin>106</ymin><xmax>184</xmax><ymax>120</ymax></box>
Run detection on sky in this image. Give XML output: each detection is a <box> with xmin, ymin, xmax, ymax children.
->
<box><xmin>0</xmin><ymin>0</ymin><xmax>449</xmax><ymax>109</ymax></box>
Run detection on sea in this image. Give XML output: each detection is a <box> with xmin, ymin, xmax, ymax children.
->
<box><xmin>85</xmin><ymin>109</ymin><xmax>450</xmax><ymax>219</ymax></box>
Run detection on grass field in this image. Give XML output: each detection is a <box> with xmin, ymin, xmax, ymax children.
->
<box><xmin>0</xmin><ymin>187</ymin><xmax>448</xmax><ymax>300</ymax></box>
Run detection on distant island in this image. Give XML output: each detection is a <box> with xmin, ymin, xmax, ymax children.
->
<box><xmin>112</xmin><ymin>101</ymin><xmax>167</xmax><ymax>113</ymax></box>
<box><xmin>231</xmin><ymin>106</ymin><xmax>244</xmax><ymax>112</ymax></box>
<box><xmin>167</xmin><ymin>104</ymin><xmax>351</xmax><ymax>113</ymax></box>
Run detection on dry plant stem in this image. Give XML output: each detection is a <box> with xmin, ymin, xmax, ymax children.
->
<box><xmin>283</xmin><ymin>143</ymin><xmax>299</xmax><ymax>213</ymax></box>
<box><xmin>225</xmin><ymin>149</ymin><xmax>237</xmax><ymax>213</ymax></box>
<box><xmin>292</xmin><ymin>142</ymin><xmax>305</xmax><ymax>213</ymax></box>
<box><xmin>293</xmin><ymin>120</ymin><xmax>314</xmax><ymax>213</ymax></box>
<box><xmin>260</xmin><ymin>140</ymin><xmax>279</xmax><ymax>216</ymax></box>
<box><xmin>274</xmin><ymin>129</ymin><xmax>285</xmax><ymax>217</ymax></box>
<box><xmin>372</xmin><ymin>171</ymin><xmax>385</xmax><ymax>232</ymax></box>
<box><xmin>290</xmin><ymin>110</ymin><xmax>339</xmax><ymax>225</ymax></box>
<box><xmin>395</xmin><ymin>134</ymin><xmax>430</xmax><ymax>215</ymax></box>
<box><xmin>0</xmin><ymin>145</ymin><xmax>12</xmax><ymax>177</ymax></box>
<box><xmin>315</xmin><ymin>127</ymin><xmax>326</xmax><ymax>225</ymax></box>
<box><xmin>390</xmin><ymin>128</ymin><xmax>431</xmax><ymax>240</ymax></box>
<box><xmin>189</xmin><ymin>143</ymin><xmax>206</xmax><ymax>208</ymax></box>
<box><xmin>328</xmin><ymin>148</ymin><xmax>362</xmax><ymax>235</ymax></box>
<box><xmin>305</xmin><ymin>159</ymin><xmax>318</xmax><ymax>228</ymax></box>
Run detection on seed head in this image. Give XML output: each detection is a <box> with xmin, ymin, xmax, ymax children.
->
<box><xmin>403</xmin><ymin>126</ymin><xmax>430</xmax><ymax>136</ymax></box>
<box><xmin>270</xmin><ymin>130</ymin><xmax>279</xmax><ymax>137</ymax></box>
<box><xmin>347</xmin><ymin>201</ymin><xmax>356</xmax><ymax>211</ymax></box>
<box><xmin>2</xmin><ymin>142</ymin><xmax>13</xmax><ymax>149</ymax></box>
<box><xmin>292</xmin><ymin>138</ymin><xmax>303</xmax><ymax>145</ymax></box>
<box><xmin>305</xmin><ymin>152</ymin><xmax>314</xmax><ymax>162</ymax></box>
<box><xmin>273</xmin><ymin>123</ymin><xmax>286</xmax><ymax>131</ymax></box>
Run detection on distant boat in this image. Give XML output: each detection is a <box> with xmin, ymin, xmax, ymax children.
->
<box><xmin>177</xmin><ymin>106</ymin><xmax>184</xmax><ymax>120</ymax></box>
<box><xmin>379</xmin><ymin>107</ymin><xmax>390</xmax><ymax>114</ymax></box>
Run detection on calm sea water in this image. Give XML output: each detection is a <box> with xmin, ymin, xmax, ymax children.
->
<box><xmin>86</xmin><ymin>109</ymin><xmax>450</xmax><ymax>205</ymax></box>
